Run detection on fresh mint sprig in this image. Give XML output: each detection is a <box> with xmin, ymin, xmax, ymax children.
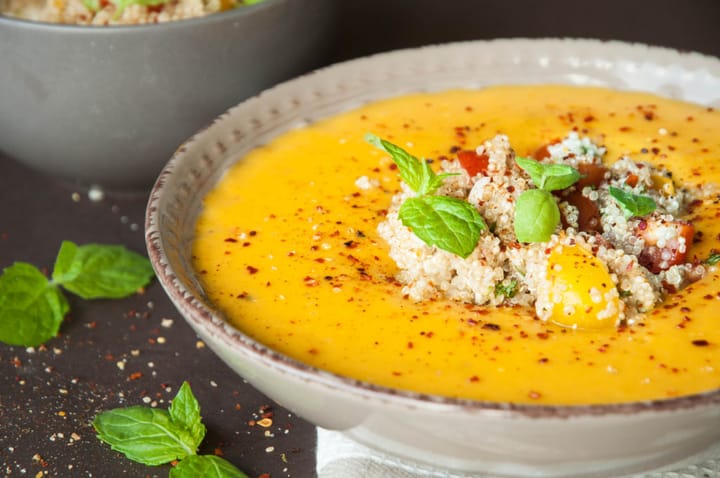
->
<box><xmin>94</xmin><ymin>382</ymin><xmax>248</xmax><ymax>478</ymax></box>
<box><xmin>514</xmin><ymin>157</ymin><xmax>580</xmax><ymax>242</ymax></box>
<box><xmin>0</xmin><ymin>241</ymin><xmax>154</xmax><ymax>346</ymax></box>
<box><xmin>366</xmin><ymin>133</ymin><xmax>487</xmax><ymax>258</ymax></box>
<box><xmin>608</xmin><ymin>186</ymin><xmax>657</xmax><ymax>219</ymax></box>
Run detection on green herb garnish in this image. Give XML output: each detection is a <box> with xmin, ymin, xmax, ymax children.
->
<box><xmin>170</xmin><ymin>455</ymin><xmax>249</xmax><ymax>478</ymax></box>
<box><xmin>366</xmin><ymin>133</ymin><xmax>487</xmax><ymax>258</ymax></box>
<box><xmin>0</xmin><ymin>241</ymin><xmax>154</xmax><ymax>346</ymax></box>
<box><xmin>513</xmin><ymin>157</ymin><xmax>580</xmax><ymax>243</ymax></box>
<box><xmin>494</xmin><ymin>279</ymin><xmax>518</xmax><ymax>298</ymax></box>
<box><xmin>608</xmin><ymin>186</ymin><xmax>657</xmax><ymax>219</ymax></box>
<box><xmin>705</xmin><ymin>253</ymin><xmax>720</xmax><ymax>265</ymax></box>
<box><xmin>94</xmin><ymin>382</ymin><xmax>248</xmax><ymax>478</ymax></box>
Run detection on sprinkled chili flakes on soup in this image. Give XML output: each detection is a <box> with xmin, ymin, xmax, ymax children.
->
<box><xmin>194</xmin><ymin>85</ymin><xmax>720</xmax><ymax>405</ymax></box>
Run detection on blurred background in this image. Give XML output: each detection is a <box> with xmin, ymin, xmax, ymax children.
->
<box><xmin>329</xmin><ymin>0</ymin><xmax>720</xmax><ymax>61</ymax></box>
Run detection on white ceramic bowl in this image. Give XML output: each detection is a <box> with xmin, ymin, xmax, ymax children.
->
<box><xmin>146</xmin><ymin>39</ymin><xmax>720</xmax><ymax>477</ymax></box>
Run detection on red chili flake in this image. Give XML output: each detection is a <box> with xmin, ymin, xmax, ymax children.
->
<box><xmin>692</xmin><ymin>340</ymin><xmax>710</xmax><ymax>347</ymax></box>
<box><xmin>259</xmin><ymin>474</ymin><xmax>271</xmax><ymax>478</ymax></box>
<box><xmin>536</xmin><ymin>332</ymin><xmax>549</xmax><ymax>340</ymax></box>
<box><xmin>11</xmin><ymin>357</ymin><xmax>22</xmax><ymax>368</ymax></box>
<box><xmin>528</xmin><ymin>391</ymin><xmax>542</xmax><ymax>400</ymax></box>
<box><xmin>538</xmin><ymin>357</ymin><xmax>549</xmax><ymax>364</ymax></box>
<box><xmin>224</xmin><ymin>237</ymin><xmax>238</xmax><ymax>243</ymax></box>
<box><xmin>619</xmin><ymin>126</ymin><xmax>632</xmax><ymax>132</ymax></box>
<box><xmin>249</xmin><ymin>231</ymin><xmax>257</xmax><ymax>236</ymax></box>
<box><xmin>469</xmin><ymin>375</ymin><xmax>480</xmax><ymax>383</ymax></box>
<box><xmin>307</xmin><ymin>348</ymin><xmax>319</xmax><ymax>355</ymax></box>
<box><xmin>246</xmin><ymin>266</ymin><xmax>259</xmax><ymax>274</ymax></box>
<box><xmin>129</xmin><ymin>372</ymin><xmax>143</xmax><ymax>380</ymax></box>
<box><xmin>407</xmin><ymin>342</ymin><xmax>414</xmax><ymax>349</ymax></box>
<box><xmin>344</xmin><ymin>240</ymin><xmax>358</xmax><ymax>249</ymax></box>
<box><xmin>303</xmin><ymin>276</ymin><xmax>319</xmax><ymax>287</ymax></box>
<box><xmin>214</xmin><ymin>447</ymin><xmax>224</xmax><ymax>456</ymax></box>
<box><xmin>584</xmin><ymin>115</ymin><xmax>595</xmax><ymax>122</ymax></box>
<box><xmin>391</xmin><ymin>371</ymin><xmax>403</xmax><ymax>376</ymax></box>
<box><xmin>482</xmin><ymin>323</ymin><xmax>501</xmax><ymax>331</ymax></box>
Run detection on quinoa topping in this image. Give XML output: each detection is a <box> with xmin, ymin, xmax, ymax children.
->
<box><xmin>376</xmin><ymin>132</ymin><xmax>706</xmax><ymax>328</ymax></box>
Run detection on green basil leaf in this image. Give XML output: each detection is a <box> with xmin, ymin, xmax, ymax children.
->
<box><xmin>514</xmin><ymin>189</ymin><xmax>560</xmax><ymax>243</ymax></box>
<box><xmin>52</xmin><ymin>241</ymin><xmax>154</xmax><ymax>299</ymax></box>
<box><xmin>366</xmin><ymin>133</ymin><xmax>441</xmax><ymax>195</ymax></box>
<box><xmin>169</xmin><ymin>382</ymin><xmax>206</xmax><ymax>447</ymax></box>
<box><xmin>515</xmin><ymin>156</ymin><xmax>580</xmax><ymax>191</ymax></box>
<box><xmin>706</xmin><ymin>253</ymin><xmax>720</xmax><ymax>265</ymax></box>
<box><xmin>0</xmin><ymin>263</ymin><xmax>68</xmax><ymax>346</ymax></box>
<box><xmin>93</xmin><ymin>407</ymin><xmax>197</xmax><ymax>466</ymax></box>
<box><xmin>170</xmin><ymin>455</ymin><xmax>249</xmax><ymax>478</ymax></box>
<box><xmin>608</xmin><ymin>186</ymin><xmax>657</xmax><ymax>219</ymax></box>
<box><xmin>399</xmin><ymin>195</ymin><xmax>487</xmax><ymax>258</ymax></box>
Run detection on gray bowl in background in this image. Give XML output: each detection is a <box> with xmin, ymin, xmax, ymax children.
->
<box><xmin>0</xmin><ymin>0</ymin><xmax>335</xmax><ymax>190</ymax></box>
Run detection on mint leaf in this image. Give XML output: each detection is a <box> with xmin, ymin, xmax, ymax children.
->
<box><xmin>608</xmin><ymin>186</ymin><xmax>656</xmax><ymax>219</ymax></box>
<box><xmin>365</xmin><ymin>133</ymin><xmax>446</xmax><ymax>195</ymax></box>
<box><xmin>169</xmin><ymin>382</ymin><xmax>206</xmax><ymax>447</ymax></box>
<box><xmin>0</xmin><ymin>263</ymin><xmax>69</xmax><ymax>346</ymax></box>
<box><xmin>52</xmin><ymin>241</ymin><xmax>154</xmax><ymax>300</ymax></box>
<box><xmin>515</xmin><ymin>157</ymin><xmax>580</xmax><ymax>191</ymax></box>
<box><xmin>93</xmin><ymin>407</ymin><xmax>198</xmax><ymax>466</ymax></box>
<box><xmin>399</xmin><ymin>195</ymin><xmax>486</xmax><ymax>258</ymax></box>
<box><xmin>170</xmin><ymin>455</ymin><xmax>249</xmax><ymax>478</ymax></box>
<box><xmin>514</xmin><ymin>189</ymin><xmax>560</xmax><ymax>243</ymax></box>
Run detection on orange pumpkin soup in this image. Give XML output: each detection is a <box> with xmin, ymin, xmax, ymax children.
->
<box><xmin>193</xmin><ymin>85</ymin><xmax>720</xmax><ymax>404</ymax></box>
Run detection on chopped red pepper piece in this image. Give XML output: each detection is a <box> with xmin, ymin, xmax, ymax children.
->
<box><xmin>457</xmin><ymin>150</ymin><xmax>489</xmax><ymax>177</ymax></box>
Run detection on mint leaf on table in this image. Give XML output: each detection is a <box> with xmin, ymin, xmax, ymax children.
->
<box><xmin>0</xmin><ymin>241</ymin><xmax>154</xmax><ymax>346</ymax></box>
<box><xmin>169</xmin><ymin>382</ymin><xmax>207</xmax><ymax>446</ymax></box>
<box><xmin>514</xmin><ymin>189</ymin><xmax>561</xmax><ymax>243</ymax></box>
<box><xmin>399</xmin><ymin>195</ymin><xmax>487</xmax><ymax>258</ymax></box>
<box><xmin>608</xmin><ymin>186</ymin><xmax>656</xmax><ymax>219</ymax></box>
<box><xmin>52</xmin><ymin>240</ymin><xmax>154</xmax><ymax>299</ymax></box>
<box><xmin>169</xmin><ymin>455</ymin><xmax>249</xmax><ymax>478</ymax></box>
<box><xmin>95</xmin><ymin>381</ymin><xmax>250</xmax><ymax>477</ymax></box>
<box><xmin>93</xmin><ymin>407</ymin><xmax>198</xmax><ymax>466</ymax></box>
<box><xmin>0</xmin><ymin>262</ymin><xmax>69</xmax><ymax>346</ymax></box>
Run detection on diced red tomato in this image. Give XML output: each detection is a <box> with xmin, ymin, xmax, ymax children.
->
<box><xmin>575</xmin><ymin>163</ymin><xmax>607</xmax><ymax>190</ymax></box>
<box><xmin>625</xmin><ymin>173</ymin><xmax>639</xmax><ymax>187</ymax></box>
<box><xmin>561</xmin><ymin>190</ymin><xmax>602</xmax><ymax>233</ymax></box>
<box><xmin>457</xmin><ymin>150</ymin><xmax>489</xmax><ymax>177</ymax></box>
<box><xmin>636</xmin><ymin>219</ymin><xmax>694</xmax><ymax>273</ymax></box>
<box><xmin>530</xmin><ymin>139</ymin><xmax>561</xmax><ymax>160</ymax></box>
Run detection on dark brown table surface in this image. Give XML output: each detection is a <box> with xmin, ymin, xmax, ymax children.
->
<box><xmin>2</xmin><ymin>1</ymin><xmax>720</xmax><ymax>477</ymax></box>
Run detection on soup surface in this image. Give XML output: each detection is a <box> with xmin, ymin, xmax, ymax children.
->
<box><xmin>194</xmin><ymin>85</ymin><xmax>720</xmax><ymax>404</ymax></box>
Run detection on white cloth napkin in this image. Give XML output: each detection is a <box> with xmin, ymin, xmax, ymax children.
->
<box><xmin>316</xmin><ymin>428</ymin><xmax>720</xmax><ymax>478</ymax></box>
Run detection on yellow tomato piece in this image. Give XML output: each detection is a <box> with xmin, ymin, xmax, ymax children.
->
<box><xmin>545</xmin><ymin>244</ymin><xmax>621</xmax><ymax>329</ymax></box>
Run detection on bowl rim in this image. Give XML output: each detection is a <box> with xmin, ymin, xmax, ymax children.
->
<box><xmin>146</xmin><ymin>37</ymin><xmax>720</xmax><ymax>420</ymax></box>
<box><xmin>0</xmin><ymin>0</ymin><xmax>284</xmax><ymax>31</ymax></box>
